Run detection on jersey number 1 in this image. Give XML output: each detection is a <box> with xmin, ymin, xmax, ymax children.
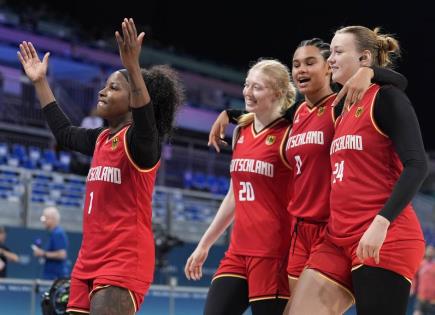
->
<box><xmin>88</xmin><ymin>191</ymin><xmax>94</xmax><ymax>214</ymax></box>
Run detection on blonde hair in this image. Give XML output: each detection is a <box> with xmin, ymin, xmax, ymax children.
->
<box><xmin>336</xmin><ymin>26</ymin><xmax>401</xmax><ymax>68</ymax></box>
<box><xmin>238</xmin><ymin>59</ymin><xmax>296</xmax><ymax>127</ymax></box>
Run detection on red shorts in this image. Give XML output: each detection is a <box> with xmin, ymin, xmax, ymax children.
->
<box><xmin>66</xmin><ymin>276</ymin><xmax>150</xmax><ymax>313</ymax></box>
<box><xmin>286</xmin><ymin>218</ymin><xmax>326</xmax><ymax>279</ymax></box>
<box><xmin>214</xmin><ymin>251</ymin><xmax>289</xmax><ymax>302</ymax></box>
<box><xmin>308</xmin><ymin>227</ymin><xmax>426</xmax><ymax>294</ymax></box>
<box><xmin>306</xmin><ymin>236</ymin><xmax>354</xmax><ymax>292</ymax></box>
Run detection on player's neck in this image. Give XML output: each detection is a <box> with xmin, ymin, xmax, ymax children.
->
<box><xmin>107</xmin><ymin>116</ymin><xmax>132</xmax><ymax>135</ymax></box>
<box><xmin>254</xmin><ymin>108</ymin><xmax>281</xmax><ymax>131</ymax></box>
<box><xmin>305</xmin><ymin>86</ymin><xmax>334</xmax><ymax>108</ymax></box>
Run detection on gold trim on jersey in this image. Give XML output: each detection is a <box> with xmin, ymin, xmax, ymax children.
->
<box><xmin>280</xmin><ymin>126</ymin><xmax>293</xmax><ymax>170</ymax></box>
<box><xmin>65</xmin><ymin>308</ymin><xmax>90</xmax><ymax>314</ymax></box>
<box><xmin>294</xmin><ymin>102</ymin><xmax>307</xmax><ymax>118</ymax></box>
<box><xmin>249</xmin><ymin>295</ymin><xmax>290</xmax><ymax>302</ymax></box>
<box><xmin>128</xmin><ymin>289</ymin><xmax>138</xmax><ymax>312</ymax></box>
<box><xmin>352</xmin><ymin>264</ymin><xmax>412</xmax><ymax>284</ymax></box>
<box><xmin>351</xmin><ymin>264</ymin><xmax>364</xmax><ymax>272</ymax></box>
<box><xmin>89</xmin><ymin>285</ymin><xmax>111</xmax><ymax>299</ymax></box>
<box><xmin>299</xmin><ymin>93</ymin><xmax>337</xmax><ymax>114</ymax></box>
<box><xmin>66</xmin><ymin>308</ymin><xmax>91</xmax><ymax>314</ymax></box>
<box><xmin>89</xmin><ymin>285</ymin><xmax>137</xmax><ymax>312</ymax></box>
<box><xmin>369</xmin><ymin>88</ymin><xmax>388</xmax><ymax>137</ymax></box>
<box><xmin>250</xmin><ymin>117</ymin><xmax>286</xmax><ymax>138</ymax></box>
<box><xmin>103</xmin><ymin>124</ymin><xmax>131</xmax><ymax>145</ymax></box>
<box><xmin>315</xmin><ymin>270</ymin><xmax>356</xmax><ymax>304</ymax></box>
<box><xmin>212</xmin><ymin>273</ymin><xmax>247</xmax><ymax>282</ymax></box>
<box><xmin>95</xmin><ymin>128</ymin><xmax>110</xmax><ymax>146</ymax></box>
<box><xmin>288</xmin><ymin>274</ymin><xmax>299</xmax><ymax>280</ymax></box>
<box><xmin>123</xmin><ymin>130</ymin><xmax>161</xmax><ymax>172</ymax></box>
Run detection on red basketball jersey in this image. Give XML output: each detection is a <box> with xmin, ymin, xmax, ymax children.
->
<box><xmin>329</xmin><ymin>84</ymin><xmax>423</xmax><ymax>245</ymax></box>
<box><xmin>285</xmin><ymin>94</ymin><xmax>336</xmax><ymax>222</ymax></box>
<box><xmin>72</xmin><ymin>125</ymin><xmax>159</xmax><ymax>286</ymax></box>
<box><xmin>229</xmin><ymin>118</ymin><xmax>292</xmax><ymax>258</ymax></box>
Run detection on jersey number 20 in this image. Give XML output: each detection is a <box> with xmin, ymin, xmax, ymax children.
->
<box><xmin>239</xmin><ymin>182</ymin><xmax>255</xmax><ymax>201</ymax></box>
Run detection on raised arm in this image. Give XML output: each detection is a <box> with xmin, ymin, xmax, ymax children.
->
<box><xmin>18</xmin><ymin>42</ymin><xmax>102</xmax><ymax>154</ymax></box>
<box><xmin>17</xmin><ymin>41</ymin><xmax>54</xmax><ymax>107</ymax></box>
<box><xmin>116</xmin><ymin>18</ymin><xmax>160</xmax><ymax>168</ymax></box>
<box><xmin>115</xmin><ymin>18</ymin><xmax>150</xmax><ymax>108</ymax></box>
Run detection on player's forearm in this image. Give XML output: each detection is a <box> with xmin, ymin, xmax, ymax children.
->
<box><xmin>198</xmin><ymin>186</ymin><xmax>235</xmax><ymax>250</ymax></box>
<box><xmin>33</xmin><ymin>78</ymin><xmax>56</xmax><ymax>108</ymax></box>
<box><xmin>127</xmin><ymin>65</ymin><xmax>151</xmax><ymax>109</ymax></box>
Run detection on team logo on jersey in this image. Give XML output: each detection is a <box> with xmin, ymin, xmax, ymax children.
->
<box><xmin>317</xmin><ymin>105</ymin><xmax>325</xmax><ymax>116</ymax></box>
<box><xmin>111</xmin><ymin>136</ymin><xmax>119</xmax><ymax>150</ymax></box>
<box><xmin>265</xmin><ymin>135</ymin><xmax>276</xmax><ymax>145</ymax></box>
<box><xmin>237</xmin><ymin>136</ymin><xmax>244</xmax><ymax>144</ymax></box>
<box><xmin>355</xmin><ymin>106</ymin><xmax>364</xmax><ymax>118</ymax></box>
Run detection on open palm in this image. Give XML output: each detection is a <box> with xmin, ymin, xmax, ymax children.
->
<box><xmin>17</xmin><ymin>41</ymin><xmax>50</xmax><ymax>83</ymax></box>
<box><xmin>115</xmin><ymin>18</ymin><xmax>145</xmax><ymax>69</ymax></box>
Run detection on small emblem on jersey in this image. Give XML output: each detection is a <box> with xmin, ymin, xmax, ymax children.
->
<box><xmin>317</xmin><ymin>105</ymin><xmax>325</xmax><ymax>116</ymax></box>
<box><xmin>111</xmin><ymin>136</ymin><xmax>119</xmax><ymax>150</ymax></box>
<box><xmin>265</xmin><ymin>135</ymin><xmax>276</xmax><ymax>145</ymax></box>
<box><xmin>294</xmin><ymin>114</ymin><xmax>300</xmax><ymax>124</ymax></box>
<box><xmin>355</xmin><ymin>106</ymin><xmax>364</xmax><ymax>118</ymax></box>
<box><xmin>237</xmin><ymin>136</ymin><xmax>244</xmax><ymax>144</ymax></box>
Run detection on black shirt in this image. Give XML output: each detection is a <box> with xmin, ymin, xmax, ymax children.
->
<box><xmin>371</xmin><ymin>85</ymin><xmax>428</xmax><ymax>221</ymax></box>
<box><xmin>42</xmin><ymin>102</ymin><xmax>160</xmax><ymax>169</ymax></box>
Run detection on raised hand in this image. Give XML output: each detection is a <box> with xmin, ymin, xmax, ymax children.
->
<box><xmin>17</xmin><ymin>41</ymin><xmax>50</xmax><ymax>83</ymax></box>
<box><xmin>115</xmin><ymin>18</ymin><xmax>145</xmax><ymax>70</ymax></box>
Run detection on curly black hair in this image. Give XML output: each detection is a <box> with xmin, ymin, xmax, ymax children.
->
<box><xmin>120</xmin><ymin>65</ymin><xmax>184</xmax><ymax>139</ymax></box>
<box><xmin>141</xmin><ymin>65</ymin><xmax>184</xmax><ymax>139</ymax></box>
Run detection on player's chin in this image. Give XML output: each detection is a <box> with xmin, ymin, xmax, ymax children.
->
<box><xmin>245</xmin><ymin>103</ymin><xmax>256</xmax><ymax>113</ymax></box>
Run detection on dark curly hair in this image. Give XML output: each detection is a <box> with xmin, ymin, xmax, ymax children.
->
<box><xmin>120</xmin><ymin>65</ymin><xmax>184</xmax><ymax>139</ymax></box>
<box><xmin>141</xmin><ymin>66</ymin><xmax>184</xmax><ymax>138</ymax></box>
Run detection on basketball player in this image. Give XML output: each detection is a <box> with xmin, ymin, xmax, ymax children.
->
<box><xmin>209</xmin><ymin>38</ymin><xmax>408</xmax><ymax>315</ymax></box>
<box><xmin>185</xmin><ymin>59</ymin><xmax>295</xmax><ymax>315</ymax></box>
<box><xmin>289</xmin><ymin>26</ymin><xmax>427</xmax><ymax>315</ymax></box>
<box><xmin>18</xmin><ymin>18</ymin><xmax>183</xmax><ymax>314</ymax></box>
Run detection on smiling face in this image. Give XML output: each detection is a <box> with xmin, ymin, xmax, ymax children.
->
<box><xmin>242</xmin><ymin>69</ymin><xmax>278</xmax><ymax>116</ymax></box>
<box><xmin>328</xmin><ymin>32</ymin><xmax>362</xmax><ymax>85</ymax></box>
<box><xmin>292</xmin><ymin>45</ymin><xmax>331</xmax><ymax>96</ymax></box>
<box><xmin>96</xmin><ymin>71</ymin><xmax>131</xmax><ymax>120</ymax></box>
